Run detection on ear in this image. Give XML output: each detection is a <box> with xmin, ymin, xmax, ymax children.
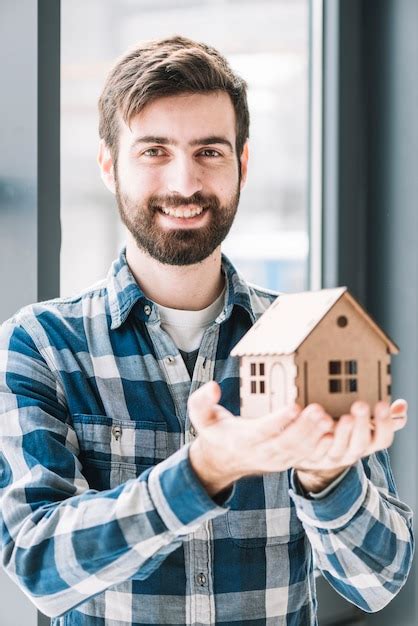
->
<box><xmin>97</xmin><ymin>140</ymin><xmax>116</xmax><ymax>194</ymax></box>
<box><xmin>239</xmin><ymin>141</ymin><xmax>249</xmax><ymax>189</ymax></box>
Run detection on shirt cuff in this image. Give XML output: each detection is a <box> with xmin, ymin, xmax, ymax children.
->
<box><xmin>148</xmin><ymin>444</ymin><xmax>232</xmax><ymax>536</ymax></box>
<box><xmin>291</xmin><ymin>466</ymin><xmax>351</xmax><ymax>499</ymax></box>
<box><xmin>289</xmin><ymin>461</ymin><xmax>369</xmax><ymax>530</ymax></box>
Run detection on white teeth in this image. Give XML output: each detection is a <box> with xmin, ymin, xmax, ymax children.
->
<box><xmin>161</xmin><ymin>206</ymin><xmax>204</xmax><ymax>218</ymax></box>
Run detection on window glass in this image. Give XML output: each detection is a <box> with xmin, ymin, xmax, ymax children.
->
<box><xmin>329</xmin><ymin>379</ymin><xmax>342</xmax><ymax>393</ymax></box>
<box><xmin>346</xmin><ymin>379</ymin><xmax>358</xmax><ymax>393</ymax></box>
<box><xmin>61</xmin><ymin>0</ymin><xmax>309</xmax><ymax>297</ymax></box>
<box><xmin>329</xmin><ymin>360</ymin><xmax>358</xmax><ymax>395</ymax></box>
<box><xmin>345</xmin><ymin>360</ymin><xmax>357</xmax><ymax>375</ymax></box>
<box><xmin>329</xmin><ymin>360</ymin><xmax>341</xmax><ymax>375</ymax></box>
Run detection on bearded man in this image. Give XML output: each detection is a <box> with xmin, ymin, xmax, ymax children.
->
<box><xmin>0</xmin><ymin>36</ymin><xmax>413</xmax><ymax>626</ymax></box>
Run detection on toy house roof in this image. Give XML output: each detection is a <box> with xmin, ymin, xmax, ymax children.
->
<box><xmin>231</xmin><ymin>287</ymin><xmax>399</xmax><ymax>357</ymax></box>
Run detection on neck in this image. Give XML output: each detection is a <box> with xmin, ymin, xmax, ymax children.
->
<box><xmin>125</xmin><ymin>234</ymin><xmax>225</xmax><ymax>311</ymax></box>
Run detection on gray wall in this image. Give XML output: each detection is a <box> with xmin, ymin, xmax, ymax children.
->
<box><xmin>0</xmin><ymin>0</ymin><xmax>39</xmax><ymax>323</ymax></box>
<box><xmin>321</xmin><ymin>1</ymin><xmax>417</xmax><ymax>624</ymax></box>
<box><xmin>0</xmin><ymin>1</ymin><xmax>60</xmax><ymax>625</ymax></box>
<box><xmin>0</xmin><ymin>2</ymin><xmax>42</xmax><ymax>622</ymax></box>
<box><xmin>364</xmin><ymin>1</ymin><xmax>418</xmax><ymax>624</ymax></box>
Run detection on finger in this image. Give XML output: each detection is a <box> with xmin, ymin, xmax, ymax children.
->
<box><xmin>390</xmin><ymin>398</ymin><xmax>408</xmax><ymax>431</ymax></box>
<box><xmin>374</xmin><ymin>400</ymin><xmax>390</xmax><ymax>420</ymax></box>
<box><xmin>326</xmin><ymin>414</ymin><xmax>354</xmax><ymax>462</ymax></box>
<box><xmin>350</xmin><ymin>400</ymin><xmax>371</xmax><ymax>420</ymax></box>
<box><xmin>302</xmin><ymin>432</ymin><xmax>334</xmax><ymax>465</ymax></box>
<box><xmin>187</xmin><ymin>381</ymin><xmax>222</xmax><ymax>428</ymax></box>
<box><xmin>278</xmin><ymin>404</ymin><xmax>334</xmax><ymax>458</ymax></box>
<box><xmin>370</xmin><ymin>401</ymin><xmax>394</xmax><ymax>452</ymax></box>
<box><xmin>213</xmin><ymin>405</ymin><xmax>233</xmax><ymax>421</ymax></box>
<box><xmin>276</xmin><ymin>403</ymin><xmax>302</xmax><ymax>431</ymax></box>
<box><xmin>259</xmin><ymin>403</ymin><xmax>302</xmax><ymax>438</ymax></box>
<box><xmin>346</xmin><ymin>402</ymin><xmax>372</xmax><ymax>460</ymax></box>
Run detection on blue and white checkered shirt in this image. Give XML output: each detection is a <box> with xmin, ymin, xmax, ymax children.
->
<box><xmin>0</xmin><ymin>249</ymin><xmax>414</xmax><ymax>625</ymax></box>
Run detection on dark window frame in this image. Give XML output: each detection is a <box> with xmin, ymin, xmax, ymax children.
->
<box><xmin>249</xmin><ymin>361</ymin><xmax>267</xmax><ymax>394</ymax></box>
<box><xmin>328</xmin><ymin>359</ymin><xmax>358</xmax><ymax>394</ymax></box>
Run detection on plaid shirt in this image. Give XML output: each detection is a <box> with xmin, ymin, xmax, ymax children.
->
<box><xmin>0</xmin><ymin>249</ymin><xmax>413</xmax><ymax>625</ymax></box>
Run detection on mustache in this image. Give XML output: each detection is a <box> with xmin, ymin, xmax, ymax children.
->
<box><xmin>148</xmin><ymin>192</ymin><xmax>220</xmax><ymax>211</ymax></box>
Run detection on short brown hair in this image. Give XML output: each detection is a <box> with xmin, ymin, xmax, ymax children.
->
<box><xmin>98</xmin><ymin>35</ymin><xmax>249</xmax><ymax>162</ymax></box>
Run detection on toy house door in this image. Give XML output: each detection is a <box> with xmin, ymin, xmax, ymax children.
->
<box><xmin>269</xmin><ymin>361</ymin><xmax>287</xmax><ymax>411</ymax></box>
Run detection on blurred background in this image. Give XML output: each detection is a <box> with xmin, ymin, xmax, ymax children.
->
<box><xmin>0</xmin><ymin>1</ymin><xmax>417</xmax><ymax>625</ymax></box>
<box><xmin>60</xmin><ymin>0</ymin><xmax>309</xmax><ymax>297</ymax></box>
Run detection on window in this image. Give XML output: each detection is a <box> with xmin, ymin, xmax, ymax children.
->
<box><xmin>337</xmin><ymin>315</ymin><xmax>348</xmax><ymax>327</ymax></box>
<box><xmin>329</xmin><ymin>360</ymin><xmax>341</xmax><ymax>375</ymax></box>
<box><xmin>328</xmin><ymin>360</ymin><xmax>358</xmax><ymax>394</ymax></box>
<box><xmin>345</xmin><ymin>360</ymin><xmax>357</xmax><ymax>375</ymax></box>
<box><xmin>346</xmin><ymin>378</ymin><xmax>357</xmax><ymax>392</ymax></box>
<box><xmin>250</xmin><ymin>362</ymin><xmax>266</xmax><ymax>394</ymax></box>
<box><xmin>61</xmin><ymin>0</ymin><xmax>309</xmax><ymax>297</ymax></box>
<box><xmin>329</xmin><ymin>379</ymin><xmax>342</xmax><ymax>393</ymax></box>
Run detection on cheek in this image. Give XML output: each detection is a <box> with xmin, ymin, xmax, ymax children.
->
<box><xmin>118</xmin><ymin>163</ymin><xmax>162</xmax><ymax>197</ymax></box>
<box><xmin>207</xmin><ymin>165</ymin><xmax>240</xmax><ymax>195</ymax></box>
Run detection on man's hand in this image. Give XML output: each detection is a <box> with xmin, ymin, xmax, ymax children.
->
<box><xmin>188</xmin><ymin>382</ymin><xmax>407</xmax><ymax>496</ymax></box>
<box><xmin>295</xmin><ymin>398</ymin><xmax>407</xmax><ymax>493</ymax></box>
<box><xmin>188</xmin><ymin>381</ymin><xmax>334</xmax><ymax>496</ymax></box>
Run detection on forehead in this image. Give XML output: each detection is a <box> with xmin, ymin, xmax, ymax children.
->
<box><xmin>119</xmin><ymin>91</ymin><xmax>237</xmax><ymax>147</ymax></box>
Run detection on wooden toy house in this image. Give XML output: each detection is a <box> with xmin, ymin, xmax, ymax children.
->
<box><xmin>231</xmin><ymin>287</ymin><xmax>399</xmax><ymax>419</ymax></box>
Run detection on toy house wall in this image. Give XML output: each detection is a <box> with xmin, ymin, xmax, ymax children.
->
<box><xmin>239</xmin><ymin>354</ymin><xmax>297</xmax><ymax>418</ymax></box>
<box><xmin>294</xmin><ymin>296</ymin><xmax>391</xmax><ymax>417</ymax></box>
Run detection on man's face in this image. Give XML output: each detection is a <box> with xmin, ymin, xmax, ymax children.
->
<box><xmin>100</xmin><ymin>91</ymin><xmax>248</xmax><ymax>266</ymax></box>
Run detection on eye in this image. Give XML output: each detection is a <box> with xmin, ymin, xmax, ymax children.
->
<box><xmin>199</xmin><ymin>148</ymin><xmax>221</xmax><ymax>158</ymax></box>
<box><xmin>142</xmin><ymin>147</ymin><xmax>166</xmax><ymax>157</ymax></box>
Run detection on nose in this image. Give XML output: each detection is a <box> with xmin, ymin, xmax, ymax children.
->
<box><xmin>167</xmin><ymin>155</ymin><xmax>203</xmax><ymax>197</ymax></box>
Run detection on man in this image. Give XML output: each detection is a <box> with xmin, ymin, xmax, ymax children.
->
<box><xmin>0</xmin><ymin>36</ymin><xmax>413</xmax><ymax>625</ymax></box>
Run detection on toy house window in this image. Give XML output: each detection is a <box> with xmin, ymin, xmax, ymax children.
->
<box><xmin>329</xmin><ymin>361</ymin><xmax>341</xmax><ymax>375</ymax></box>
<box><xmin>329</xmin><ymin>379</ymin><xmax>342</xmax><ymax>393</ymax></box>
<box><xmin>328</xmin><ymin>360</ymin><xmax>358</xmax><ymax>394</ymax></box>
<box><xmin>345</xmin><ymin>360</ymin><xmax>357</xmax><ymax>375</ymax></box>
<box><xmin>250</xmin><ymin>362</ymin><xmax>266</xmax><ymax>394</ymax></box>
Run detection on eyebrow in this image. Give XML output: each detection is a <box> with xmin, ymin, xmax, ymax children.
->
<box><xmin>131</xmin><ymin>135</ymin><xmax>234</xmax><ymax>152</ymax></box>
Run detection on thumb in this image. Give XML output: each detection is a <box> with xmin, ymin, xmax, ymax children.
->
<box><xmin>188</xmin><ymin>381</ymin><xmax>222</xmax><ymax>430</ymax></box>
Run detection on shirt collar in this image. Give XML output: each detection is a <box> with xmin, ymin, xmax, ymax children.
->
<box><xmin>107</xmin><ymin>248</ymin><xmax>149</xmax><ymax>329</ymax></box>
<box><xmin>107</xmin><ymin>247</ymin><xmax>256</xmax><ymax>330</ymax></box>
<box><xmin>220</xmin><ymin>254</ymin><xmax>256</xmax><ymax>324</ymax></box>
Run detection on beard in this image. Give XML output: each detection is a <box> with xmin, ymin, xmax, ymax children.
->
<box><xmin>115</xmin><ymin>178</ymin><xmax>240</xmax><ymax>266</ymax></box>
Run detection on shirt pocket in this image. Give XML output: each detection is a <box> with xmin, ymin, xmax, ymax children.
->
<box><xmin>72</xmin><ymin>414</ymin><xmax>168</xmax><ymax>490</ymax></box>
<box><xmin>226</xmin><ymin>473</ymin><xmax>305</xmax><ymax>548</ymax></box>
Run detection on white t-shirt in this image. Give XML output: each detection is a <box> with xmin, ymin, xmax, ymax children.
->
<box><xmin>157</xmin><ymin>287</ymin><xmax>226</xmax><ymax>352</ymax></box>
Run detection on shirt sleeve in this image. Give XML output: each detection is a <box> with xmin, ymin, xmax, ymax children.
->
<box><xmin>0</xmin><ymin>320</ymin><xmax>230</xmax><ymax>619</ymax></box>
<box><xmin>289</xmin><ymin>455</ymin><xmax>414</xmax><ymax>612</ymax></box>
<box><xmin>291</xmin><ymin>466</ymin><xmax>351</xmax><ymax>499</ymax></box>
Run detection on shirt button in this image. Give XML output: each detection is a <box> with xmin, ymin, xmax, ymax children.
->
<box><xmin>196</xmin><ymin>572</ymin><xmax>207</xmax><ymax>586</ymax></box>
<box><xmin>111</xmin><ymin>425</ymin><xmax>122</xmax><ymax>441</ymax></box>
<box><xmin>165</xmin><ymin>355</ymin><xmax>175</xmax><ymax>364</ymax></box>
<box><xmin>189</xmin><ymin>424</ymin><xmax>197</xmax><ymax>438</ymax></box>
<box><xmin>144</xmin><ymin>304</ymin><xmax>151</xmax><ymax>315</ymax></box>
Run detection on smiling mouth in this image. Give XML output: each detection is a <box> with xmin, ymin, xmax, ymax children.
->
<box><xmin>158</xmin><ymin>205</ymin><xmax>206</xmax><ymax>219</ymax></box>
